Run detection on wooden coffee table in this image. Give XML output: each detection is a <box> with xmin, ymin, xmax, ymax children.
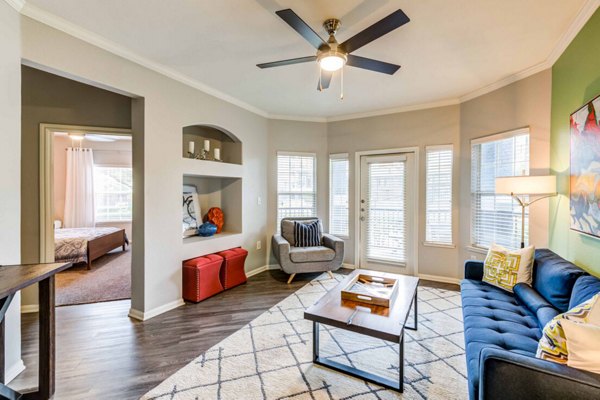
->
<box><xmin>304</xmin><ymin>269</ymin><xmax>419</xmax><ymax>392</ymax></box>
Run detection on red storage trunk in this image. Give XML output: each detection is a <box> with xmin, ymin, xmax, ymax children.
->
<box><xmin>182</xmin><ymin>254</ymin><xmax>224</xmax><ymax>302</ymax></box>
<box><xmin>217</xmin><ymin>247</ymin><xmax>248</xmax><ymax>289</ymax></box>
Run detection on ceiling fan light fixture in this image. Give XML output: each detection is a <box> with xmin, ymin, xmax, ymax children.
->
<box><xmin>318</xmin><ymin>51</ymin><xmax>347</xmax><ymax>72</ymax></box>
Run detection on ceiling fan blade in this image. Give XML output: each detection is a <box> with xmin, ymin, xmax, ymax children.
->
<box><xmin>276</xmin><ymin>9</ymin><xmax>329</xmax><ymax>50</ymax></box>
<box><xmin>340</xmin><ymin>9</ymin><xmax>409</xmax><ymax>54</ymax></box>
<box><xmin>346</xmin><ymin>54</ymin><xmax>400</xmax><ymax>75</ymax></box>
<box><xmin>317</xmin><ymin>70</ymin><xmax>333</xmax><ymax>91</ymax></box>
<box><xmin>257</xmin><ymin>56</ymin><xmax>317</xmax><ymax>69</ymax></box>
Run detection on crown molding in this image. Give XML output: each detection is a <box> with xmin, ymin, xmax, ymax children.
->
<box><xmin>459</xmin><ymin>0</ymin><xmax>599</xmax><ymax>103</ymax></box>
<box><xmin>326</xmin><ymin>98</ymin><xmax>461</xmax><ymax>122</ymax></box>
<box><xmin>4</xmin><ymin>0</ymin><xmax>25</xmax><ymax>12</ymax></box>
<box><xmin>14</xmin><ymin>0</ymin><xmax>599</xmax><ymax>123</ymax></box>
<box><xmin>19</xmin><ymin>2</ymin><xmax>270</xmax><ymax>118</ymax></box>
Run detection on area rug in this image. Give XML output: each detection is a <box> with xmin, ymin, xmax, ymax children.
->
<box><xmin>142</xmin><ymin>273</ymin><xmax>467</xmax><ymax>399</ymax></box>
<box><xmin>56</xmin><ymin>247</ymin><xmax>131</xmax><ymax>306</ymax></box>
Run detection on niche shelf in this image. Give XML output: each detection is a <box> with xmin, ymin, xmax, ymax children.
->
<box><xmin>181</xmin><ymin>124</ymin><xmax>243</xmax><ymax>256</ymax></box>
<box><xmin>182</xmin><ymin>124</ymin><xmax>242</xmax><ymax>165</ymax></box>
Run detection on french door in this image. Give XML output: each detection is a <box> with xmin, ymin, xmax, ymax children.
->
<box><xmin>359</xmin><ymin>153</ymin><xmax>415</xmax><ymax>274</ymax></box>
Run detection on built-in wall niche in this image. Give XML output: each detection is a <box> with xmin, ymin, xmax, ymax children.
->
<box><xmin>183</xmin><ymin>125</ymin><xmax>242</xmax><ymax>165</ymax></box>
<box><xmin>182</xmin><ymin>174</ymin><xmax>242</xmax><ymax>242</ymax></box>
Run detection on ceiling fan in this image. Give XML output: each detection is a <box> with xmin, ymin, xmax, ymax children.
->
<box><xmin>257</xmin><ymin>8</ymin><xmax>410</xmax><ymax>91</ymax></box>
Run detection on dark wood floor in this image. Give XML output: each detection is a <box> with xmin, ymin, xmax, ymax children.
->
<box><xmin>10</xmin><ymin>269</ymin><xmax>458</xmax><ymax>399</ymax></box>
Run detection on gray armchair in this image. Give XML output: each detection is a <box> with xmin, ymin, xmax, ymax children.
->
<box><xmin>272</xmin><ymin>217</ymin><xmax>344</xmax><ymax>283</ymax></box>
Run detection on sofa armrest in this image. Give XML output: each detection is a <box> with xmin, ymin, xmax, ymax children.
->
<box><xmin>480</xmin><ymin>347</ymin><xmax>600</xmax><ymax>400</ymax></box>
<box><xmin>465</xmin><ymin>261</ymin><xmax>484</xmax><ymax>281</ymax></box>
<box><xmin>323</xmin><ymin>233</ymin><xmax>344</xmax><ymax>254</ymax></box>
<box><xmin>271</xmin><ymin>234</ymin><xmax>290</xmax><ymax>263</ymax></box>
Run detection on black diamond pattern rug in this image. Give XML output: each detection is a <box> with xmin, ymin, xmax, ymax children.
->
<box><xmin>142</xmin><ymin>273</ymin><xmax>467</xmax><ymax>399</ymax></box>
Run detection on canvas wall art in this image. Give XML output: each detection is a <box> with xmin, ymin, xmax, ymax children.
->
<box><xmin>183</xmin><ymin>184</ymin><xmax>202</xmax><ymax>237</ymax></box>
<box><xmin>570</xmin><ymin>93</ymin><xmax>600</xmax><ymax>237</ymax></box>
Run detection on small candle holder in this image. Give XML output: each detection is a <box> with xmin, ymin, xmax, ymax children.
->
<box><xmin>188</xmin><ymin>150</ymin><xmax>212</xmax><ymax>160</ymax></box>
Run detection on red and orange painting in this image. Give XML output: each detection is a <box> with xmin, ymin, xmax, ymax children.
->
<box><xmin>571</xmin><ymin>94</ymin><xmax>600</xmax><ymax>237</ymax></box>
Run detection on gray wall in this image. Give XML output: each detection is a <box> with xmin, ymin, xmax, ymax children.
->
<box><xmin>267</xmin><ymin>119</ymin><xmax>328</xmax><ymax>264</ymax></box>
<box><xmin>22</xmin><ymin>16</ymin><xmax>269</xmax><ymax>316</ymax></box>
<box><xmin>0</xmin><ymin>1</ymin><xmax>23</xmax><ymax>382</ymax></box>
<box><xmin>459</xmin><ymin>69</ymin><xmax>552</xmax><ymax>263</ymax></box>
<box><xmin>328</xmin><ymin>105</ymin><xmax>462</xmax><ymax>279</ymax></box>
<box><xmin>20</xmin><ymin>65</ymin><xmax>132</xmax><ymax>306</ymax></box>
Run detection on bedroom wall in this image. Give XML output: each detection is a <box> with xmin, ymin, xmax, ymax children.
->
<box><xmin>549</xmin><ymin>8</ymin><xmax>600</xmax><ymax>276</ymax></box>
<box><xmin>21</xmin><ymin>16</ymin><xmax>269</xmax><ymax>317</ymax></box>
<box><xmin>53</xmin><ymin>134</ymin><xmax>133</xmax><ymax>239</ymax></box>
<box><xmin>21</xmin><ymin>65</ymin><xmax>132</xmax><ymax>307</ymax></box>
<box><xmin>0</xmin><ymin>0</ymin><xmax>24</xmax><ymax>383</ymax></box>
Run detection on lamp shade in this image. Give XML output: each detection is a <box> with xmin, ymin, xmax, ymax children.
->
<box><xmin>495</xmin><ymin>175</ymin><xmax>556</xmax><ymax>195</ymax></box>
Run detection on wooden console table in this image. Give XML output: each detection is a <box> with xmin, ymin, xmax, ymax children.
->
<box><xmin>0</xmin><ymin>262</ymin><xmax>72</xmax><ymax>400</ymax></box>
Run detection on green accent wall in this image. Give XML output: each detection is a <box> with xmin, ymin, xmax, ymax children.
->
<box><xmin>550</xmin><ymin>8</ymin><xmax>600</xmax><ymax>276</ymax></box>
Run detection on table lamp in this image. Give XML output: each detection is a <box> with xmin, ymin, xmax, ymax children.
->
<box><xmin>495</xmin><ymin>175</ymin><xmax>557</xmax><ymax>248</ymax></box>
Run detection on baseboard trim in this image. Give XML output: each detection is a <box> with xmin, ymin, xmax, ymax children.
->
<box><xmin>5</xmin><ymin>359</ymin><xmax>26</xmax><ymax>384</ymax></box>
<box><xmin>21</xmin><ymin>304</ymin><xmax>39</xmax><ymax>314</ymax></box>
<box><xmin>418</xmin><ymin>273</ymin><xmax>461</xmax><ymax>285</ymax></box>
<box><xmin>128</xmin><ymin>298</ymin><xmax>185</xmax><ymax>321</ymax></box>
<box><xmin>246</xmin><ymin>265</ymin><xmax>268</xmax><ymax>278</ymax></box>
<box><xmin>341</xmin><ymin>263</ymin><xmax>356</xmax><ymax>270</ymax></box>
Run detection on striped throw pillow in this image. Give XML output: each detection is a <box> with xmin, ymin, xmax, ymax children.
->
<box><xmin>294</xmin><ymin>220</ymin><xmax>321</xmax><ymax>247</ymax></box>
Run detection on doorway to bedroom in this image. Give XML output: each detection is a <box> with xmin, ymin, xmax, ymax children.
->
<box><xmin>47</xmin><ymin>125</ymin><xmax>133</xmax><ymax>306</ymax></box>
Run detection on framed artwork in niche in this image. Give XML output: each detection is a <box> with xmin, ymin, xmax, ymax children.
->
<box><xmin>183</xmin><ymin>184</ymin><xmax>202</xmax><ymax>237</ymax></box>
<box><xmin>570</xmin><ymin>93</ymin><xmax>600</xmax><ymax>238</ymax></box>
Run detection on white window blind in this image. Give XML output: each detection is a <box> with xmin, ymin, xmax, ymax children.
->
<box><xmin>94</xmin><ymin>166</ymin><xmax>133</xmax><ymax>222</ymax></box>
<box><xmin>425</xmin><ymin>146</ymin><xmax>453</xmax><ymax>245</ymax></box>
<box><xmin>471</xmin><ymin>131</ymin><xmax>529</xmax><ymax>249</ymax></box>
<box><xmin>277</xmin><ymin>152</ymin><xmax>317</xmax><ymax>230</ymax></box>
<box><xmin>329</xmin><ymin>154</ymin><xmax>349</xmax><ymax>237</ymax></box>
<box><xmin>367</xmin><ymin>160</ymin><xmax>406</xmax><ymax>263</ymax></box>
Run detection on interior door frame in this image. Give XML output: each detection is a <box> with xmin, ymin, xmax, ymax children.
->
<box><xmin>39</xmin><ymin>123</ymin><xmax>133</xmax><ymax>263</ymax></box>
<box><xmin>354</xmin><ymin>147</ymin><xmax>420</xmax><ymax>276</ymax></box>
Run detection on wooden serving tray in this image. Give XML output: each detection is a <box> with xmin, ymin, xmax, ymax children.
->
<box><xmin>341</xmin><ymin>273</ymin><xmax>399</xmax><ymax>308</ymax></box>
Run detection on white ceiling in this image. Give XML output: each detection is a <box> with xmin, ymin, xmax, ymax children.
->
<box><xmin>24</xmin><ymin>0</ymin><xmax>593</xmax><ymax>120</ymax></box>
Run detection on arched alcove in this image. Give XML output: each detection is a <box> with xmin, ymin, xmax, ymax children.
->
<box><xmin>182</xmin><ymin>124</ymin><xmax>242</xmax><ymax>165</ymax></box>
<box><xmin>181</xmin><ymin>124</ymin><xmax>243</xmax><ymax>248</ymax></box>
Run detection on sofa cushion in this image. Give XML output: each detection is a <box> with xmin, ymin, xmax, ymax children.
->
<box><xmin>569</xmin><ymin>275</ymin><xmax>600</xmax><ymax>310</ymax></box>
<box><xmin>513</xmin><ymin>283</ymin><xmax>560</xmax><ymax>328</ymax></box>
<box><xmin>281</xmin><ymin>219</ymin><xmax>322</xmax><ymax>246</ymax></box>
<box><xmin>289</xmin><ymin>246</ymin><xmax>335</xmax><ymax>263</ymax></box>
<box><xmin>532</xmin><ymin>249</ymin><xmax>587</xmax><ymax>313</ymax></box>
<box><xmin>461</xmin><ymin>279</ymin><xmax>541</xmax><ymax>399</ymax></box>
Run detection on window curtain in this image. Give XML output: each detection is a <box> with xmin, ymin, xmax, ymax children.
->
<box><xmin>63</xmin><ymin>147</ymin><xmax>96</xmax><ymax>228</ymax></box>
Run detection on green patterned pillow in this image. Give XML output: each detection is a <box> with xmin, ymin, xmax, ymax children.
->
<box><xmin>536</xmin><ymin>293</ymin><xmax>599</xmax><ymax>364</ymax></box>
<box><xmin>482</xmin><ymin>244</ymin><xmax>534</xmax><ymax>292</ymax></box>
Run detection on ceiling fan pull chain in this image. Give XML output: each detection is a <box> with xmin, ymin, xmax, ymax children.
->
<box><xmin>319</xmin><ymin>68</ymin><xmax>323</xmax><ymax>91</ymax></box>
<box><xmin>340</xmin><ymin>67</ymin><xmax>344</xmax><ymax>100</ymax></box>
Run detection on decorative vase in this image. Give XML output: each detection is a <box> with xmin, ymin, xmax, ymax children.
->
<box><xmin>197</xmin><ymin>222</ymin><xmax>217</xmax><ymax>237</ymax></box>
<box><xmin>206</xmin><ymin>207</ymin><xmax>224</xmax><ymax>233</ymax></box>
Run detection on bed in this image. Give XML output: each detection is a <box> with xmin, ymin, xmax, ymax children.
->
<box><xmin>54</xmin><ymin>227</ymin><xmax>128</xmax><ymax>270</ymax></box>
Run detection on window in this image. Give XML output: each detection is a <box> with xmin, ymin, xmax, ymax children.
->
<box><xmin>329</xmin><ymin>154</ymin><xmax>349</xmax><ymax>237</ymax></box>
<box><xmin>94</xmin><ymin>166</ymin><xmax>133</xmax><ymax>222</ymax></box>
<box><xmin>425</xmin><ymin>145</ymin><xmax>453</xmax><ymax>245</ymax></box>
<box><xmin>277</xmin><ymin>152</ymin><xmax>316</xmax><ymax>230</ymax></box>
<box><xmin>471</xmin><ymin>130</ymin><xmax>529</xmax><ymax>249</ymax></box>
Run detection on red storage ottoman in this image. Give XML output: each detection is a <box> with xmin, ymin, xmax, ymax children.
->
<box><xmin>217</xmin><ymin>247</ymin><xmax>248</xmax><ymax>289</ymax></box>
<box><xmin>182</xmin><ymin>254</ymin><xmax>224</xmax><ymax>302</ymax></box>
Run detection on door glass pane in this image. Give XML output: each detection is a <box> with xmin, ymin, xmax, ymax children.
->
<box><xmin>366</xmin><ymin>161</ymin><xmax>406</xmax><ymax>263</ymax></box>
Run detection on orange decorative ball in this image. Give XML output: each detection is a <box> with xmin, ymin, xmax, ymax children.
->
<box><xmin>206</xmin><ymin>207</ymin><xmax>224</xmax><ymax>233</ymax></box>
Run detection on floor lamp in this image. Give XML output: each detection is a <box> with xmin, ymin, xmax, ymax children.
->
<box><xmin>495</xmin><ymin>175</ymin><xmax>557</xmax><ymax>248</ymax></box>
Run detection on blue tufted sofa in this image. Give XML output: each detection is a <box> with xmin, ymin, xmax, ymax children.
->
<box><xmin>461</xmin><ymin>248</ymin><xmax>600</xmax><ymax>400</ymax></box>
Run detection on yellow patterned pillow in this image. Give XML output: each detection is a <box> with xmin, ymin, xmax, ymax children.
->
<box><xmin>482</xmin><ymin>244</ymin><xmax>534</xmax><ymax>292</ymax></box>
<box><xmin>536</xmin><ymin>294</ymin><xmax>599</xmax><ymax>364</ymax></box>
